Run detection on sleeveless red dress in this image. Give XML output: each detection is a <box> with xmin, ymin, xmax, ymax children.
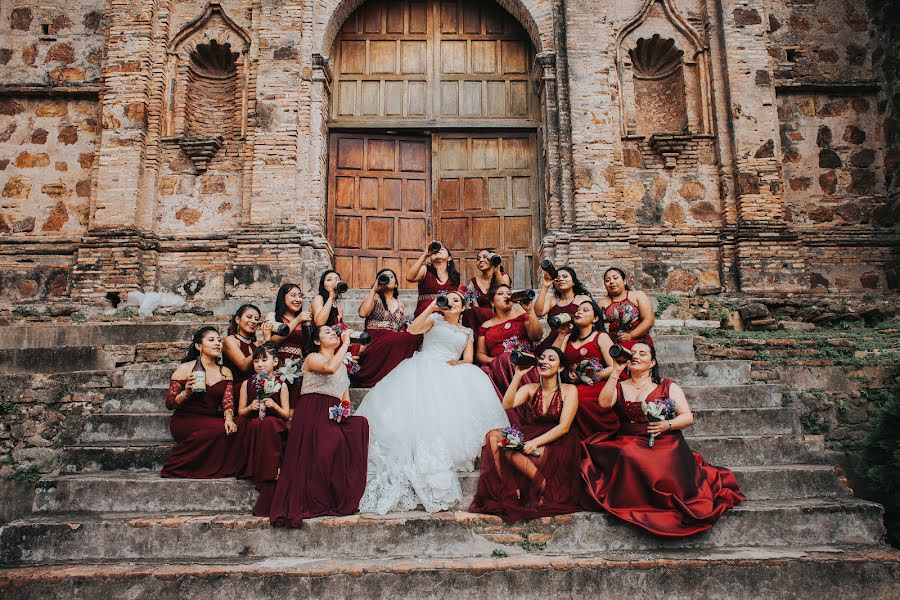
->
<box><xmin>533</xmin><ymin>300</ymin><xmax>580</xmax><ymax>356</ymax></box>
<box><xmin>235</xmin><ymin>378</ymin><xmax>289</xmax><ymax>516</ymax></box>
<box><xmin>461</xmin><ymin>276</ymin><xmax>497</xmax><ymax>333</ymax></box>
<box><xmin>223</xmin><ymin>336</ymin><xmax>257</xmax><ymax>391</ymax></box>
<box><xmin>580</xmin><ymin>379</ymin><xmax>744</xmax><ymax>537</ymax></box>
<box><xmin>604</xmin><ymin>292</ymin><xmax>653</xmax><ymax>349</ymax></box>
<box><xmin>160</xmin><ymin>379</ymin><xmax>242</xmax><ymax>479</ymax></box>
<box><xmin>352</xmin><ymin>295</ymin><xmax>423</xmax><ymax>387</ymax></box>
<box><xmin>415</xmin><ymin>270</ymin><xmax>458</xmax><ymax>317</ymax></box>
<box><xmin>562</xmin><ymin>333</ymin><xmax>619</xmax><ymax>440</ymax></box>
<box><xmin>469</xmin><ymin>386</ymin><xmax>582</xmax><ymax>523</ymax></box>
<box><xmin>479</xmin><ymin>313</ymin><xmax>539</xmax><ymax>396</ymax></box>
<box><xmin>276</xmin><ymin>315</ymin><xmax>306</xmax><ymax>409</ymax></box>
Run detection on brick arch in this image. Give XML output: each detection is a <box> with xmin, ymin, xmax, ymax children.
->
<box><xmin>314</xmin><ymin>0</ymin><xmax>552</xmax><ymax>58</ymax></box>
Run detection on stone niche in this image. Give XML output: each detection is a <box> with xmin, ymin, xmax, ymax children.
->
<box><xmin>616</xmin><ymin>0</ymin><xmax>713</xmax><ymax>169</ymax></box>
<box><xmin>162</xmin><ymin>2</ymin><xmax>250</xmax><ymax>173</ymax></box>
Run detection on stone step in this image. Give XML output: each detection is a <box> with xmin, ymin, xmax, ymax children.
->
<box><xmin>1</xmin><ymin>547</ymin><xmax>898</xmax><ymax>600</ymax></box>
<box><xmin>0</xmin><ymin>498</ymin><xmax>885</xmax><ymax>565</ymax></box>
<box><xmin>0</xmin><ymin>347</ymin><xmax>114</xmax><ymax>374</ymax></box>
<box><xmin>0</xmin><ymin>322</ymin><xmax>207</xmax><ymax>351</ymax></box>
<box><xmin>59</xmin><ymin>433</ymin><xmax>828</xmax><ymax>474</ymax></box>
<box><xmin>104</xmin><ymin>383</ymin><xmax>783</xmax><ymax>414</ymax></box>
<box><xmin>32</xmin><ymin>463</ymin><xmax>846</xmax><ymax>516</ymax></box>
<box><xmin>63</xmin><ymin>405</ymin><xmax>795</xmax><ymax>446</ymax></box>
<box><xmin>122</xmin><ymin>359</ymin><xmax>750</xmax><ymax>390</ymax></box>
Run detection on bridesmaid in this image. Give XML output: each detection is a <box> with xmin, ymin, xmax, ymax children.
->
<box><xmin>235</xmin><ymin>342</ymin><xmax>290</xmax><ymax>516</ymax></box>
<box><xmin>599</xmin><ymin>267</ymin><xmax>654</xmax><ymax>349</ymax></box>
<box><xmin>311</xmin><ymin>270</ymin><xmax>347</xmax><ymax>327</ymax></box>
<box><xmin>553</xmin><ymin>300</ymin><xmax>620</xmax><ymax>440</ymax></box>
<box><xmin>268</xmin><ymin>326</ymin><xmax>369</xmax><ymax>527</ymax></box>
<box><xmin>351</xmin><ymin>269</ymin><xmax>423</xmax><ymax>387</ymax></box>
<box><xmin>461</xmin><ymin>248</ymin><xmax>511</xmax><ymax>333</ymax></box>
<box><xmin>406</xmin><ymin>242</ymin><xmax>461</xmax><ymax>317</ymax></box>
<box><xmin>534</xmin><ymin>266</ymin><xmax>593</xmax><ymax>355</ymax></box>
<box><xmin>469</xmin><ymin>347</ymin><xmax>582</xmax><ymax>523</ymax></box>
<box><xmin>265</xmin><ymin>283</ymin><xmax>312</xmax><ymax>410</ymax></box>
<box><xmin>477</xmin><ymin>284</ymin><xmax>543</xmax><ymax>393</ymax></box>
<box><xmin>161</xmin><ymin>326</ymin><xmax>240</xmax><ymax>479</ymax></box>
<box><xmin>222</xmin><ymin>304</ymin><xmax>272</xmax><ymax>391</ymax></box>
<box><xmin>580</xmin><ymin>342</ymin><xmax>745</xmax><ymax>537</ymax></box>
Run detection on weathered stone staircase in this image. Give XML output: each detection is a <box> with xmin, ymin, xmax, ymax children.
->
<box><xmin>0</xmin><ymin>315</ymin><xmax>898</xmax><ymax>599</ymax></box>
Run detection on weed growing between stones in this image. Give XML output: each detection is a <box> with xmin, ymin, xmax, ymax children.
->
<box><xmin>491</xmin><ymin>549</ymin><xmax>509</xmax><ymax>558</ymax></box>
<box><xmin>9</xmin><ymin>465</ymin><xmax>41</xmax><ymax>482</ymax></box>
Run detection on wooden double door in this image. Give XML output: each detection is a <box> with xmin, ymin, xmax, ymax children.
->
<box><xmin>328</xmin><ymin>131</ymin><xmax>538</xmax><ymax>289</ymax></box>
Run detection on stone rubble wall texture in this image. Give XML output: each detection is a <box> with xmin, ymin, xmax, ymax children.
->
<box><xmin>0</xmin><ymin>0</ymin><xmax>896</xmax><ymax>305</ymax></box>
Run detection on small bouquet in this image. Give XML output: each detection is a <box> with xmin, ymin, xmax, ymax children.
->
<box><xmin>277</xmin><ymin>358</ymin><xmax>301</xmax><ymax>385</ymax></box>
<box><xmin>332</xmin><ymin>322</ymin><xmax>349</xmax><ymax>336</ymax></box>
<box><xmin>502</xmin><ymin>336</ymin><xmax>533</xmax><ymax>354</ymax></box>
<box><xmin>343</xmin><ymin>352</ymin><xmax>361</xmax><ymax>375</ymax></box>
<box><xmin>252</xmin><ymin>371</ymin><xmax>282</xmax><ymax>419</ymax></box>
<box><xmin>641</xmin><ymin>397</ymin><xmax>676</xmax><ymax>447</ymax></box>
<box><xmin>460</xmin><ymin>283</ymin><xmax>480</xmax><ymax>307</ymax></box>
<box><xmin>499</xmin><ymin>426</ymin><xmax>541</xmax><ymax>457</ymax></box>
<box><xmin>328</xmin><ymin>397</ymin><xmax>353</xmax><ymax>423</ymax></box>
<box><xmin>572</xmin><ymin>357</ymin><xmax>604</xmax><ymax>385</ymax></box>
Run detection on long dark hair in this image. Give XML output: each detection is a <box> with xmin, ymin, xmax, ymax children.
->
<box><xmin>183</xmin><ymin>325</ymin><xmax>220</xmax><ymax>363</ymax></box>
<box><xmin>317</xmin><ymin>270</ymin><xmax>341</xmax><ymax>325</ymax></box>
<box><xmin>375</xmin><ymin>268</ymin><xmax>399</xmax><ymax>310</ymax></box>
<box><xmin>274</xmin><ymin>283</ymin><xmax>302</xmax><ymax>323</ymax></box>
<box><xmin>579</xmin><ymin>300</ymin><xmax>607</xmax><ymax>334</ymax></box>
<box><xmin>427</xmin><ymin>250</ymin><xmax>461</xmax><ymax>286</ymax></box>
<box><xmin>554</xmin><ymin>266</ymin><xmax>592</xmax><ymax>299</ymax></box>
<box><xmin>227</xmin><ymin>303</ymin><xmax>260</xmax><ymax>336</ymax></box>
<box><xmin>304</xmin><ymin>325</ymin><xmax>331</xmax><ymax>356</ymax></box>
<box><xmin>604</xmin><ymin>267</ymin><xmax>632</xmax><ymax>292</ymax></box>
<box><xmin>478</xmin><ymin>248</ymin><xmax>505</xmax><ymax>288</ymax></box>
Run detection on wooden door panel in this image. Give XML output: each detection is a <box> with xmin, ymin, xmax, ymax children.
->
<box><xmin>331</xmin><ymin>0</ymin><xmax>537</xmax><ymax>124</ymax></box>
<box><xmin>433</xmin><ymin>132</ymin><xmax>537</xmax><ymax>286</ymax></box>
<box><xmin>328</xmin><ymin>132</ymin><xmax>431</xmax><ymax>289</ymax></box>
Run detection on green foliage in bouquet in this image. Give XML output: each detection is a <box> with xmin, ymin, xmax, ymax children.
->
<box><xmin>856</xmin><ymin>366</ymin><xmax>900</xmax><ymax>548</ymax></box>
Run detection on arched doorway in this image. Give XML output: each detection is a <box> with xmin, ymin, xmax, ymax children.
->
<box><xmin>326</xmin><ymin>0</ymin><xmax>542</xmax><ymax>288</ymax></box>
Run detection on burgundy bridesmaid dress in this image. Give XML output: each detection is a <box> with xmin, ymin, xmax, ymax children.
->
<box><xmin>562</xmin><ymin>333</ymin><xmax>619</xmax><ymax>440</ymax></box>
<box><xmin>276</xmin><ymin>317</ymin><xmax>306</xmax><ymax>410</ymax></box>
<box><xmin>534</xmin><ymin>300</ymin><xmax>580</xmax><ymax>356</ymax></box>
<box><xmin>268</xmin><ymin>364</ymin><xmax>369</xmax><ymax>527</ymax></box>
<box><xmin>603</xmin><ymin>292</ymin><xmax>654</xmax><ymax>349</ymax></box>
<box><xmin>479</xmin><ymin>313</ymin><xmax>539</xmax><ymax>393</ymax></box>
<box><xmin>469</xmin><ymin>386</ymin><xmax>583</xmax><ymax>523</ymax></box>
<box><xmin>223</xmin><ymin>336</ymin><xmax>257</xmax><ymax>392</ymax></box>
<box><xmin>160</xmin><ymin>379</ymin><xmax>241</xmax><ymax>479</ymax></box>
<box><xmin>461</xmin><ymin>276</ymin><xmax>497</xmax><ymax>333</ymax></box>
<box><xmin>414</xmin><ymin>270</ymin><xmax>458</xmax><ymax>317</ymax></box>
<box><xmin>351</xmin><ymin>296</ymin><xmax>422</xmax><ymax>387</ymax></box>
<box><xmin>235</xmin><ymin>380</ymin><xmax>289</xmax><ymax>516</ymax></box>
<box><xmin>580</xmin><ymin>379</ymin><xmax>745</xmax><ymax>537</ymax></box>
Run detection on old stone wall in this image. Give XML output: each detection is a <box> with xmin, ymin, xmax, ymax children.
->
<box><xmin>0</xmin><ymin>0</ymin><xmax>896</xmax><ymax>307</ymax></box>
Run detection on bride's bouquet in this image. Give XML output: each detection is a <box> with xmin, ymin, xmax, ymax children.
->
<box><xmin>499</xmin><ymin>426</ymin><xmax>541</xmax><ymax>457</ymax></box>
<box><xmin>328</xmin><ymin>398</ymin><xmax>354</xmax><ymax>423</ymax></box>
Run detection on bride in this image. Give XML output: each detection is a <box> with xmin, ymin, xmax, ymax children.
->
<box><xmin>356</xmin><ymin>290</ymin><xmax>510</xmax><ymax>514</ymax></box>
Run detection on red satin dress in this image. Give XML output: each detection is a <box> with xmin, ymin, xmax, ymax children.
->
<box><xmin>276</xmin><ymin>316</ymin><xmax>306</xmax><ymax>410</ymax></box>
<box><xmin>604</xmin><ymin>292</ymin><xmax>653</xmax><ymax>349</ymax></box>
<box><xmin>534</xmin><ymin>300</ymin><xmax>580</xmax><ymax>356</ymax></box>
<box><xmin>414</xmin><ymin>270</ymin><xmax>458</xmax><ymax>317</ymax></box>
<box><xmin>351</xmin><ymin>296</ymin><xmax>422</xmax><ymax>387</ymax></box>
<box><xmin>223</xmin><ymin>336</ymin><xmax>257</xmax><ymax>391</ymax></box>
<box><xmin>269</xmin><ymin>366</ymin><xmax>369</xmax><ymax>527</ymax></box>
<box><xmin>563</xmin><ymin>333</ymin><xmax>619</xmax><ymax>440</ymax></box>
<box><xmin>479</xmin><ymin>313</ymin><xmax>539</xmax><ymax>395</ymax></box>
<box><xmin>469</xmin><ymin>386</ymin><xmax>582</xmax><ymax>523</ymax></box>
<box><xmin>580</xmin><ymin>379</ymin><xmax>745</xmax><ymax>537</ymax></box>
<box><xmin>235</xmin><ymin>379</ymin><xmax>289</xmax><ymax>516</ymax></box>
<box><xmin>160</xmin><ymin>379</ymin><xmax>241</xmax><ymax>479</ymax></box>
<box><xmin>461</xmin><ymin>276</ymin><xmax>496</xmax><ymax>333</ymax></box>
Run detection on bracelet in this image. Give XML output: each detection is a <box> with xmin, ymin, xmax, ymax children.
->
<box><xmin>667</xmin><ymin>421</ymin><xmax>672</xmax><ymax>430</ymax></box>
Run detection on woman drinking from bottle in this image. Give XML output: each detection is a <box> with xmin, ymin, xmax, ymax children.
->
<box><xmin>406</xmin><ymin>241</ymin><xmax>461</xmax><ymax>317</ymax></box>
<box><xmin>477</xmin><ymin>284</ymin><xmax>543</xmax><ymax>395</ymax></box>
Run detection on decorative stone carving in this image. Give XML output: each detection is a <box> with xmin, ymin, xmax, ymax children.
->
<box><xmin>175</xmin><ymin>135</ymin><xmax>224</xmax><ymax>173</ymax></box>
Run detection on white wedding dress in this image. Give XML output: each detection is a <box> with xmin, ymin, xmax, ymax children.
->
<box><xmin>357</xmin><ymin>313</ymin><xmax>510</xmax><ymax>514</ymax></box>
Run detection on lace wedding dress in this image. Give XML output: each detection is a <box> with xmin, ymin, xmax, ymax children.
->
<box><xmin>356</xmin><ymin>313</ymin><xmax>510</xmax><ymax>513</ymax></box>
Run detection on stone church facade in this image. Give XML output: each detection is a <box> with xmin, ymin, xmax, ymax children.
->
<box><xmin>0</xmin><ymin>0</ymin><xmax>896</xmax><ymax>305</ymax></box>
